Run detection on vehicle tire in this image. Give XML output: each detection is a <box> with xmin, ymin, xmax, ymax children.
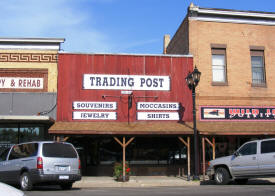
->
<box><xmin>234</xmin><ymin>179</ymin><xmax>248</xmax><ymax>185</ymax></box>
<box><xmin>214</xmin><ymin>167</ymin><xmax>230</xmax><ymax>185</ymax></box>
<box><xmin>60</xmin><ymin>182</ymin><xmax>73</xmax><ymax>190</ymax></box>
<box><xmin>20</xmin><ymin>172</ymin><xmax>33</xmax><ymax>191</ymax></box>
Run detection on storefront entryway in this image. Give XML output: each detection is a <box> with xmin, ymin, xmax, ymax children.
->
<box><xmin>68</xmin><ymin>136</ymin><xmax>189</xmax><ymax>176</ymax></box>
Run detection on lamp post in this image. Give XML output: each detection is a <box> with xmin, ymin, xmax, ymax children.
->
<box><xmin>185</xmin><ymin>66</ymin><xmax>201</xmax><ymax>180</ymax></box>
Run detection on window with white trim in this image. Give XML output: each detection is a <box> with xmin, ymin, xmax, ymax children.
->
<box><xmin>251</xmin><ymin>50</ymin><xmax>265</xmax><ymax>85</ymax></box>
<box><xmin>211</xmin><ymin>48</ymin><xmax>227</xmax><ymax>83</ymax></box>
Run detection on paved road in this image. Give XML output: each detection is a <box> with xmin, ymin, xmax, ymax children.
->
<box><xmin>25</xmin><ymin>185</ymin><xmax>275</xmax><ymax>196</ymax></box>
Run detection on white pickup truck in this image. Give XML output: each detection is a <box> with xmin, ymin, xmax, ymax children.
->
<box><xmin>207</xmin><ymin>138</ymin><xmax>275</xmax><ymax>185</ymax></box>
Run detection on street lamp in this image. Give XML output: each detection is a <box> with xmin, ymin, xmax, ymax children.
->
<box><xmin>185</xmin><ymin>66</ymin><xmax>201</xmax><ymax>180</ymax></box>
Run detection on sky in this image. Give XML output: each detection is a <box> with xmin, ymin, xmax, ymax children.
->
<box><xmin>0</xmin><ymin>0</ymin><xmax>275</xmax><ymax>54</ymax></box>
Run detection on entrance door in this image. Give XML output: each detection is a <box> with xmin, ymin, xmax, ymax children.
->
<box><xmin>231</xmin><ymin>141</ymin><xmax>259</xmax><ymax>177</ymax></box>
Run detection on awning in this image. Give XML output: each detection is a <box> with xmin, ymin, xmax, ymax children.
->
<box><xmin>0</xmin><ymin>115</ymin><xmax>54</xmax><ymax>124</ymax></box>
<box><xmin>197</xmin><ymin>121</ymin><xmax>275</xmax><ymax>135</ymax></box>
<box><xmin>48</xmin><ymin>122</ymin><xmax>194</xmax><ymax>135</ymax></box>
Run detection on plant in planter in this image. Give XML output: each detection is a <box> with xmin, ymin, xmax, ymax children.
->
<box><xmin>113</xmin><ymin>162</ymin><xmax>131</xmax><ymax>181</ymax></box>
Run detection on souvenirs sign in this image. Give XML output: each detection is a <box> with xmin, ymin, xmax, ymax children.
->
<box><xmin>0</xmin><ymin>77</ymin><xmax>43</xmax><ymax>89</ymax></box>
<box><xmin>201</xmin><ymin>106</ymin><xmax>275</xmax><ymax>121</ymax></box>
<box><xmin>83</xmin><ymin>74</ymin><xmax>170</xmax><ymax>91</ymax></box>
<box><xmin>73</xmin><ymin>102</ymin><xmax>117</xmax><ymax>110</ymax></box>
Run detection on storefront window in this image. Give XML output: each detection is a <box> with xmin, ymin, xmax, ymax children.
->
<box><xmin>0</xmin><ymin>123</ymin><xmax>47</xmax><ymax>153</ymax></box>
<box><xmin>19</xmin><ymin>124</ymin><xmax>45</xmax><ymax>143</ymax></box>
<box><xmin>0</xmin><ymin>124</ymin><xmax>18</xmax><ymax>153</ymax></box>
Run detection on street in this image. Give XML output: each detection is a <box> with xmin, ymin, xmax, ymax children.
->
<box><xmin>25</xmin><ymin>185</ymin><xmax>275</xmax><ymax>196</ymax></box>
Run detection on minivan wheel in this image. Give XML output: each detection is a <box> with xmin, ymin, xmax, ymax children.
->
<box><xmin>20</xmin><ymin>172</ymin><xmax>33</xmax><ymax>191</ymax></box>
<box><xmin>60</xmin><ymin>182</ymin><xmax>73</xmax><ymax>190</ymax></box>
<box><xmin>214</xmin><ymin>167</ymin><xmax>230</xmax><ymax>185</ymax></box>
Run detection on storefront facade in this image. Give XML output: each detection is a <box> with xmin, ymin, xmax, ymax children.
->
<box><xmin>49</xmin><ymin>53</ymin><xmax>195</xmax><ymax>176</ymax></box>
<box><xmin>0</xmin><ymin>38</ymin><xmax>64</xmax><ymax>152</ymax></box>
<box><xmin>165</xmin><ymin>3</ymin><xmax>275</xmax><ymax>173</ymax></box>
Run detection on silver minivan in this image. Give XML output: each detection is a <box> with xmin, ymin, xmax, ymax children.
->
<box><xmin>0</xmin><ymin>141</ymin><xmax>81</xmax><ymax>191</ymax></box>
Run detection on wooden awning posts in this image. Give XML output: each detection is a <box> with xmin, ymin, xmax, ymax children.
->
<box><xmin>114</xmin><ymin>137</ymin><xmax>135</xmax><ymax>182</ymax></box>
<box><xmin>202</xmin><ymin>137</ymin><xmax>215</xmax><ymax>180</ymax></box>
<box><xmin>178</xmin><ymin>136</ymin><xmax>191</xmax><ymax>180</ymax></box>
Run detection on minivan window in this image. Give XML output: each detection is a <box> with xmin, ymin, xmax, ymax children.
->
<box><xmin>42</xmin><ymin>143</ymin><xmax>77</xmax><ymax>158</ymax></box>
<box><xmin>9</xmin><ymin>143</ymin><xmax>38</xmax><ymax>160</ymax></box>
<box><xmin>261</xmin><ymin>140</ymin><xmax>275</xmax><ymax>154</ymax></box>
<box><xmin>238</xmin><ymin>142</ymin><xmax>257</xmax><ymax>156</ymax></box>
<box><xmin>0</xmin><ymin>148</ymin><xmax>10</xmax><ymax>161</ymax></box>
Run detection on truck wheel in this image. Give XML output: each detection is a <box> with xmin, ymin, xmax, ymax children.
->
<box><xmin>20</xmin><ymin>172</ymin><xmax>33</xmax><ymax>191</ymax></box>
<box><xmin>214</xmin><ymin>167</ymin><xmax>230</xmax><ymax>185</ymax></box>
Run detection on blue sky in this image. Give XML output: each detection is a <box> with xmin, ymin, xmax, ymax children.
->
<box><xmin>0</xmin><ymin>0</ymin><xmax>274</xmax><ymax>54</ymax></box>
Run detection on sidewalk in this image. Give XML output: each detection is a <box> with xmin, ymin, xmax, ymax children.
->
<box><xmin>73</xmin><ymin>176</ymin><xmax>275</xmax><ymax>188</ymax></box>
<box><xmin>73</xmin><ymin>176</ymin><xmax>200</xmax><ymax>188</ymax></box>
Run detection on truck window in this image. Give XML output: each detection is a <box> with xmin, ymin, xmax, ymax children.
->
<box><xmin>261</xmin><ymin>140</ymin><xmax>275</xmax><ymax>154</ymax></box>
<box><xmin>238</xmin><ymin>142</ymin><xmax>257</xmax><ymax>156</ymax></box>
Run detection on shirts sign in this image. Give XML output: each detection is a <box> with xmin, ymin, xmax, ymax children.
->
<box><xmin>83</xmin><ymin>74</ymin><xmax>170</xmax><ymax>91</ymax></box>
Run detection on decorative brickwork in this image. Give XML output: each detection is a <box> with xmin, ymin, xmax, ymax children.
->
<box><xmin>0</xmin><ymin>53</ymin><xmax>57</xmax><ymax>63</ymax></box>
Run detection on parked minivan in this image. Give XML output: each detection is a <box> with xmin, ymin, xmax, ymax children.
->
<box><xmin>207</xmin><ymin>138</ymin><xmax>275</xmax><ymax>185</ymax></box>
<box><xmin>0</xmin><ymin>141</ymin><xmax>81</xmax><ymax>191</ymax></box>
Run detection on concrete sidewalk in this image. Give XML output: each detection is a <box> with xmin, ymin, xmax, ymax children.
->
<box><xmin>73</xmin><ymin>176</ymin><xmax>200</xmax><ymax>188</ymax></box>
<box><xmin>73</xmin><ymin>176</ymin><xmax>275</xmax><ymax>188</ymax></box>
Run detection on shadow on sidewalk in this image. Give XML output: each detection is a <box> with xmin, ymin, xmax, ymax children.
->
<box><xmin>200</xmin><ymin>179</ymin><xmax>275</xmax><ymax>185</ymax></box>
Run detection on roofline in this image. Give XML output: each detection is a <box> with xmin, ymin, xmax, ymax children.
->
<box><xmin>0</xmin><ymin>37</ymin><xmax>65</xmax><ymax>43</ymax></box>
<box><xmin>58</xmin><ymin>51</ymin><xmax>193</xmax><ymax>58</ymax></box>
<box><xmin>189</xmin><ymin>5</ymin><xmax>275</xmax><ymax>19</ymax></box>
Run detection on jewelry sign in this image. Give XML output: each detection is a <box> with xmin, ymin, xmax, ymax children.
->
<box><xmin>83</xmin><ymin>74</ymin><xmax>170</xmax><ymax>91</ymax></box>
<box><xmin>200</xmin><ymin>106</ymin><xmax>275</xmax><ymax>121</ymax></box>
<box><xmin>72</xmin><ymin>101</ymin><xmax>117</xmax><ymax>120</ymax></box>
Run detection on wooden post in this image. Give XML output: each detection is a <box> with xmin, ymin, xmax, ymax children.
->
<box><xmin>202</xmin><ymin>137</ymin><xmax>205</xmax><ymax>180</ymax></box>
<box><xmin>178</xmin><ymin>136</ymin><xmax>191</xmax><ymax>180</ymax></box>
<box><xmin>114</xmin><ymin>136</ymin><xmax>135</xmax><ymax>182</ymax></box>
<box><xmin>212</xmin><ymin>137</ymin><xmax>215</xmax><ymax>160</ymax></box>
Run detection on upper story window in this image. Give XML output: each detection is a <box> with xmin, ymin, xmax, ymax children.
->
<box><xmin>211</xmin><ymin>46</ymin><xmax>227</xmax><ymax>85</ymax></box>
<box><xmin>250</xmin><ymin>49</ymin><xmax>266</xmax><ymax>86</ymax></box>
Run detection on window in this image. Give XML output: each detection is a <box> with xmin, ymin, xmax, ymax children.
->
<box><xmin>212</xmin><ymin>48</ymin><xmax>227</xmax><ymax>83</ymax></box>
<box><xmin>42</xmin><ymin>143</ymin><xmax>77</xmax><ymax>158</ymax></box>
<box><xmin>251</xmin><ymin>50</ymin><xmax>265</xmax><ymax>85</ymax></box>
<box><xmin>261</xmin><ymin>140</ymin><xmax>275</xmax><ymax>154</ymax></box>
<box><xmin>238</xmin><ymin>142</ymin><xmax>257</xmax><ymax>156</ymax></box>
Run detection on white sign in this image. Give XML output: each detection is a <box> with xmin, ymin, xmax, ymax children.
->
<box><xmin>137</xmin><ymin>102</ymin><xmax>179</xmax><ymax>111</ymax></box>
<box><xmin>73</xmin><ymin>111</ymin><xmax>117</xmax><ymax>120</ymax></box>
<box><xmin>73</xmin><ymin>102</ymin><xmax>117</xmax><ymax>110</ymax></box>
<box><xmin>137</xmin><ymin>112</ymin><xmax>179</xmax><ymax>120</ymax></box>
<box><xmin>0</xmin><ymin>77</ymin><xmax>43</xmax><ymax>89</ymax></box>
<box><xmin>83</xmin><ymin>74</ymin><xmax>170</xmax><ymax>91</ymax></box>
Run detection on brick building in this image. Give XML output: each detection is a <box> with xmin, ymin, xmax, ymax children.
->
<box><xmin>0</xmin><ymin>38</ymin><xmax>64</xmax><ymax>151</ymax></box>
<box><xmin>165</xmin><ymin>4</ymin><xmax>275</xmax><ymax>166</ymax></box>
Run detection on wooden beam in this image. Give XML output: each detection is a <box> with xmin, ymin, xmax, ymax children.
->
<box><xmin>63</xmin><ymin>137</ymin><xmax>69</xmax><ymax>141</ymax></box>
<box><xmin>114</xmin><ymin>137</ymin><xmax>123</xmax><ymax>147</ymax></box>
<box><xmin>202</xmin><ymin>137</ymin><xmax>205</xmax><ymax>180</ymax></box>
<box><xmin>113</xmin><ymin>137</ymin><xmax>135</xmax><ymax>182</ymax></box>
<box><xmin>178</xmin><ymin>136</ymin><xmax>191</xmax><ymax>180</ymax></box>
<box><xmin>125</xmin><ymin>137</ymin><xmax>135</xmax><ymax>147</ymax></box>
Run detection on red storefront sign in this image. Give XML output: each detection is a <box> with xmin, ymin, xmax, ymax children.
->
<box><xmin>57</xmin><ymin>54</ymin><xmax>193</xmax><ymax>123</ymax></box>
